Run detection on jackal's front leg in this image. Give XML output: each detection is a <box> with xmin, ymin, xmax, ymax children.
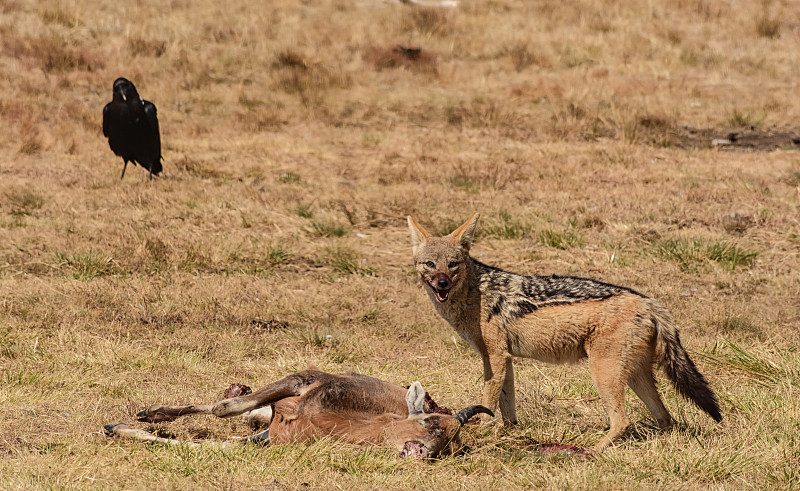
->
<box><xmin>482</xmin><ymin>353</ymin><xmax>517</xmax><ymax>425</ymax></box>
<box><xmin>499</xmin><ymin>358</ymin><xmax>517</xmax><ymax>425</ymax></box>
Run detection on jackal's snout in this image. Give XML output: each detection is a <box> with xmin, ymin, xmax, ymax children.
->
<box><xmin>429</xmin><ymin>272</ymin><xmax>452</xmax><ymax>302</ymax></box>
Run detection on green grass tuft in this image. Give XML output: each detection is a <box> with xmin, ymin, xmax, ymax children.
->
<box><xmin>655</xmin><ymin>238</ymin><xmax>755</xmax><ymax>272</ymax></box>
<box><xmin>308</xmin><ymin>220</ymin><xmax>349</xmax><ymax>238</ymax></box>
<box><xmin>448</xmin><ymin>174</ymin><xmax>481</xmax><ymax>194</ymax></box>
<box><xmin>715</xmin><ymin>315</ymin><xmax>763</xmax><ymax>339</ymax></box>
<box><xmin>54</xmin><ymin>250</ymin><xmax>117</xmax><ymax>280</ymax></box>
<box><xmin>703</xmin><ymin>342</ymin><xmax>797</xmax><ymax>387</ymax></box>
<box><xmin>295</xmin><ymin>203</ymin><xmax>314</xmax><ymax>218</ymax></box>
<box><xmin>5</xmin><ymin>190</ymin><xmax>44</xmax><ymax>216</ymax></box>
<box><xmin>538</xmin><ymin>228</ymin><xmax>583</xmax><ymax>250</ymax></box>
<box><xmin>279</xmin><ymin>172</ymin><xmax>301</xmax><ymax>184</ymax></box>
<box><xmin>265</xmin><ymin>243</ymin><xmax>292</xmax><ymax>267</ymax></box>
<box><xmin>726</xmin><ymin>109</ymin><xmax>764</xmax><ymax>128</ymax></box>
<box><xmin>483</xmin><ymin>210</ymin><xmax>531</xmax><ymax>240</ymax></box>
<box><xmin>322</xmin><ymin>246</ymin><xmax>373</xmax><ymax>276</ymax></box>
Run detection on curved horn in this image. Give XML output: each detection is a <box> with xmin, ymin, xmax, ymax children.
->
<box><xmin>453</xmin><ymin>405</ymin><xmax>494</xmax><ymax>425</ymax></box>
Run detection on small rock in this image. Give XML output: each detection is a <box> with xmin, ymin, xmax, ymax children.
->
<box><xmin>721</xmin><ymin>212</ymin><xmax>753</xmax><ymax>234</ymax></box>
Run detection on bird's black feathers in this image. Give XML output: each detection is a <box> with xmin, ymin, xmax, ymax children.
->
<box><xmin>102</xmin><ymin>77</ymin><xmax>162</xmax><ymax>179</ymax></box>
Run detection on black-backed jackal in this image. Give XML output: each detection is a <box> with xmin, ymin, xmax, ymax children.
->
<box><xmin>408</xmin><ymin>213</ymin><xmax>721</xmax><ymax>450</ymax></box>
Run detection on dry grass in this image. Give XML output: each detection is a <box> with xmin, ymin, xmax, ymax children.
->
<box><xmin>1</xmin><ymin>0</ymin><xmax>800</xmax><ymax>488</ymax></box>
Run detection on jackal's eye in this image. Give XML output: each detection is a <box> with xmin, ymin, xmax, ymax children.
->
<box><xmin>448</xmin><ymin>261</ymin><xmax>459</xmax><ymax>269</ymax></box>
<box><xmin>424</xmin><ymin>261</ymin><xmax>435</xmax><ymax>268</ymax></box>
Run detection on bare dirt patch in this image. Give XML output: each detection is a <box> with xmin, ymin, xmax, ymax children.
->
<box><xmin>670</xmin><ymin>126</ymin><xmax>800</xmax><ymax>151</ymax></box>
<box><xmin>364</xmin><ymin>45</ymin><xmax>441</xmax><ymax>74</ymax></box>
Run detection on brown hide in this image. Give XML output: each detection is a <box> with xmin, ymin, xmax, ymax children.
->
<box><xmin>268</xmin><ymin>373</ymin><xmax>414</xmax><ymax>445</ymax></box>
<box><xmin>111</xmin><ymin>369</ymin><xmax>488</xmax><ymax>458</ymax></box>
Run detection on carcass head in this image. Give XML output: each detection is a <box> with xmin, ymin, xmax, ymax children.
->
<box><xmin>385</xmin><ymin>381</ymin><xmax>492</xmax><ymax>459</ymax></box>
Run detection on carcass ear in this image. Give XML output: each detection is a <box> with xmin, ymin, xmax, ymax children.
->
<box><xmin>405</xmin><ymin>381</ymin><xmax>426</xmax><ymax>417</ymax></box>
<box><xmin>449</xmin><ymin>213</ymin><xmax>480</xmax><ymax>250</ymax></box>
<box><xmin>407</xmin><ymin>216</ymin><xmax>431</xmax><ymax>254</ymax></box>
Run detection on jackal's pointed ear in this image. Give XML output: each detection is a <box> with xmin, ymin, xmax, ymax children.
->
<box><xmin>407</xmin><ymin>216</ymin><xmax>431</xmax><ymax>254</ymax></box>
<box><xmin>450</xmin><ymin>213</ymin><xmax>480</xmax><ymax>250</ymax></box>
<box><xmin>405</xmin><ymin>381</ymin><xmax>426</xmax><ymax>417</ymax></box>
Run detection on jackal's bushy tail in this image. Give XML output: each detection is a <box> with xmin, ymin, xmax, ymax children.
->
<box><xmin>651</xmin><ymin>300</ymin><xmax>722</xmax><ymax>422</ymax></box>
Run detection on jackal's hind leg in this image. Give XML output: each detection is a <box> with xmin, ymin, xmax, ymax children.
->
<box><xmin>588</xmin><ymin>357</ymin><xmax>630</xmax><ymax>451</ymax></box>
<box><xmin>628</xmin><ymin>367</ymin><xmax>673</xmax><ymax>430</ymax></box>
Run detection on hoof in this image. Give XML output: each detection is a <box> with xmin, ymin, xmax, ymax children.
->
<box><xmin>137</xmin><ymin>408</ymin><xmax>175</xmax><ymax>423</ymax></box>
<box><xmin>244</xmin><ymin>429</ymin><xmax>270</xmax><ymax>445</ymax></box>
<box><xmin>104</xmin><ymin>423</ymin><xmax>128</xmax><ymax>436</ymax></box>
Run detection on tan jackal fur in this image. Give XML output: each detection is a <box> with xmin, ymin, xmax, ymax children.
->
<box><xmin>408</xmin><ymin>213</ymin><xmax>721</xmax><ymax>450</ymax></box>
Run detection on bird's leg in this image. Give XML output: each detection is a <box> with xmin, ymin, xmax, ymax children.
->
<box><xmin>120</xmin><ymin>161</ymin><xmax>129</xmax><ymax>180</ymax></box>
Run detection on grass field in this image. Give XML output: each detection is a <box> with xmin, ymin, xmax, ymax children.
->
<box><xmin>2</xmin><ymin>0</ymin><xmax>800</xmax><ymax>488</ymax></box>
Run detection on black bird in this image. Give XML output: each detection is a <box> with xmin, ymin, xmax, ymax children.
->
<box><xmin>102</xmin><ymin>77</ymin><xmax>162</xmax><ymax>179</ymax></box>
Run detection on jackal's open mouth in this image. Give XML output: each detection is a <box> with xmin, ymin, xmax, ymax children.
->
<box><xmin>399</xmin><ymin>440</ymin><xmax>430</xmax><ymax>459</ymax></box>
<box><xmin>427</xmin><ymin>281</ymin><xmax>450</xmax><ymax>302</ymax></box>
